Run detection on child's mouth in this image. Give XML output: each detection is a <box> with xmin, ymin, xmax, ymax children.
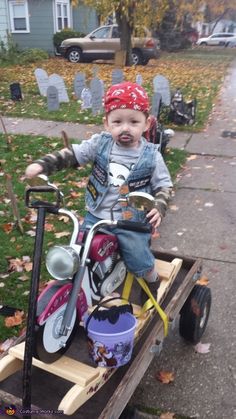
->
<box><xmin>119</xmin><ymin>134</ymin><xmax>133</xmax><ymax>141</ymax></box>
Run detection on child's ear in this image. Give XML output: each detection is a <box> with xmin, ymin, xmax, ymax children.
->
<box><xmin>103</xmin><ymin>116</ymin><xmax>108</xmax><ymax>130</ymax></box>
<box><xmin>144</xmin><ymin>115</ymin><xmax>152</xmax><ymax>132</ymax></box>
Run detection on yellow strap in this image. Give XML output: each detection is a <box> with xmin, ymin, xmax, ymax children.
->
<box><xmin>122</xmin><ymin>271</ymin><xmax>135</xmax><ymax>300</ymax></box>
<box><xmin>136</xmin><ymin>277</ymin><xmax>169</xmax><ymax>336</ymax></box>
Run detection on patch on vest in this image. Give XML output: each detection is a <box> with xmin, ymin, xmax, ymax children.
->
<box><xmin>128</xmin><ymin>175</ymin><xmax>151</xmax><ymax>191</ymax></box>
<box><xmin>87</xmin><ymin>179</ymin><xmax>98</xmax><ymax>201</ymax></box>
<box><xmin>92</xmin><ymin>160</ymin><xmax>108</xmax><ymax>185</ymax></box>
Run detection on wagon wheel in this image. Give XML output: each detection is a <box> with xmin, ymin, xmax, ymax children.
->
<box><xmin>179</xmin><ymin>284</ymin><xmax>211</xmax><ymax>344</ymax></box>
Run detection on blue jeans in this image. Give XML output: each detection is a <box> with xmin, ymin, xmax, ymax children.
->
<box><xmin>82</xmin><ymin>212</ymin><xmax>155</xmax><ymax>278</ymax></box>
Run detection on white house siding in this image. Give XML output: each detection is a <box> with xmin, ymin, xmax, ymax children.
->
<box><xmin>0</xmin><ymin>0</ymin><xmax>9</xmax><ymax>44</ymax></box>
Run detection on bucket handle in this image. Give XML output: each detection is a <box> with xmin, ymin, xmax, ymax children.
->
<box><xmin>85</xmin><ymin>297</ymin><xmax>133</xmax><ymax>334</ymax></box>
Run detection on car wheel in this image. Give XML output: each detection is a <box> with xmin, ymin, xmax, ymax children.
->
<box><xmin>67</xmin><ymin>47</ymin><xmax>83</xmax><ymax>63</ymax></box>
<box><xmin>132</xmin><ymin>49</ymin><xmax>143</xmax><ymax>65</ymax></box>
<box><xmin>200</xmin><ymin>42</ymin><xmax>207</xmax><ymax>46</ymax></box>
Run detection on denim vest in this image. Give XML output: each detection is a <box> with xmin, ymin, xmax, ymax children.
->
<box><xmin>85</xmin><ymin>133</ymin><xmax>157</xmax><ymax>213</ymax></box>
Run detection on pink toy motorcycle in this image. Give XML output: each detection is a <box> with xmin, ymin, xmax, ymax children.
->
<box><xmin>24</xmin><ymin>175</ymin><xmax>154</xmax><ymax>365</ymax></box>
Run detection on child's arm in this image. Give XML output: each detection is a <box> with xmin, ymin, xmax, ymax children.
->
<box><xmin>146</xmin><ymin>186</ymin><xmax>172</xmax><ymax>229</ymax></box>
<box><xmin>25</xmin><ymin>147</ymin><xmax>78</xmax><ymax>178</ymax></box>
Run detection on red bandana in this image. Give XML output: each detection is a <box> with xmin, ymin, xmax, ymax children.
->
<box><xmin>104</xmin><ymin>81</ymin><xmax>149</xmax><ymax>113</ymax></box>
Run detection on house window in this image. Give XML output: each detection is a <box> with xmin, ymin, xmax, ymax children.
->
<box><xmin>9</xmin><ymin>0</ymin><xmax>30</xmax><ymax>33</ymax></box>
<box><xmin>55</xmin><ymin>0</ymin><xmax>71</xmax><ymax>31</ymax></box>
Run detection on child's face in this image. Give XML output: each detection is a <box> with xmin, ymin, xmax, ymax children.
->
<box><xmin>104</xmin><ymin>108</ymin><xmax>151</xmax><ymax>148</ymax></box>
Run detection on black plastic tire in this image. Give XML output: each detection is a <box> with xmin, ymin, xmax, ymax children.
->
<box><xmin>132</xmin><ymin>49</ymin><xmax>143</xmax><ymax>65</ymax></box>
<box><xmin>67</xmin><ymin>47</ymin><xmax>83</xmax><ymax>63</ymax></box>
<box><xmin>179</xmin><ymin>284</ymin><xmax>211</xmax><ymax>344</ymax></box>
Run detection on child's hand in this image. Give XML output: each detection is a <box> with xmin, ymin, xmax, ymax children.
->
<box><xmin>25</xmin><ymin>163</ymin><xmax>43</xmax><ymax>179</ymax></box>
<box><xmin>146</xmin><ymin>208</ymin><xmax>162</xmax><ymax>229</ymax></box>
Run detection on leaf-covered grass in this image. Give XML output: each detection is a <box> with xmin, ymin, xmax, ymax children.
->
<box><xmin>0</xmin><ymin>133</ymin><xmax>186</xmax><ymax>341</ymax></box>
<box><xmin>0</xmin><ymin>49</ymin><xmax>235</xmax><ymax>130</ymax></box>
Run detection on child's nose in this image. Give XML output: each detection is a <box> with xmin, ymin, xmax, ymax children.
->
<box><xmin>122</xmin><ymin>122</ymin><xmax>129</xmax><ymax>131</ymax></box>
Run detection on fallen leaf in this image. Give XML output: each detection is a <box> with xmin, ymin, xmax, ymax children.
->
<box><xmin>24</xmin><ymin>262</ymin><xmax>33</xmax><ymax>272</ymax></box>
<box><xmin>156</xmin><ymin>370</ymin><xmax>175</xmax><ymax>384</ymax></box>
<box><xmin>54</xmin><ymin>231</ymin><xmax>71</xmax><ymax>238</ymax></box>
<box><xmin>187</xmin><ymin>155</ymin><xmax>197</xmax><ymax>161</ymax></box>
<box><xmin>26</xmin><ymin>230</ymin><xmax>36</xmax><ymax>237</ymax></box>
<box><xmin>5</xmin><ymin>310</ymin><xmax>24</xmax><ymax>328</ymax></box>
<box><xmin>44</xmin><ymin>223</ymin><xmax>55</xmax><ymax>232</ymax></box>
<box><xmin>194</xmin><ymin>342</ymin><xmax>211</xmax><ymax>354</ymax></box>
<box><xmin>169</xmin><ymin>204</ymin><xmax>179</xmax><ymax>211</ymax></box>
<box><xmin>18</xmin><ymin>274</ymin><xmax>29</xmax><ymax>281</ymax></box>
<box><xmin>160</xmin><ymin>413</ymin><xmax>176</xmax><ymax>419</ymax></box>
<box><xmin>196</xmin><ymin>275</ymin><xmax>209</xmax><ymax>286</ymax></box>
<box><xmin>2</xmin><ymin>223</ymin><xmax>14</xmax><ymax>234</ymax></box>
<box><xmin>70</xmin><ymin>191</ymin><xmax>83</xmax><ymax>199</ymax></box>
<box><xmin>58</xmin><ymin>215</ymin><xmax>70</xmax><ymax>223</ymax></box>
<box><xmin>0</xmin><ymin>273</ymin><xmax>9</xmax><ymax>279</ymax></box>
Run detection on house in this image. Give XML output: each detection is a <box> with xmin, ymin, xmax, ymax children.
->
<box><xmin>0</xmin><ymin>0</ymin><xmax>98</xmax><ymax>54</ymax></box>
<box><xmin>195</xmin><ymin>18</ymin><xmax>236</xmax><ymax>37</ymax></box>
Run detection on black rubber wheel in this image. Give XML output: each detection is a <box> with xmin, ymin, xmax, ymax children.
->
<box><xmin>67</xmin><ymin>47</ymin><xmax>83</xmax><ymax>63</ymax></box>
<box><xmin>200</xmin><ymin>42</ymin><xmax>207</xmax><ymax>46</ymax></box>
<box><xmin>179</xmin><ymin>285</ymin><xmax>211</xmax><ymax>344</ymax></box>
<box><xmin>33</xmin><ymin>304</ymin><xmax>77</xmax><ymax>363</ymax></box>
<box><xmin>132</xmin><ymin>49</ymin><xmax>143</xmax><ymax>65</ymax></box>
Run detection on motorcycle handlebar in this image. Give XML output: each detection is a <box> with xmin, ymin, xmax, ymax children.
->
<box><xmin>116</xmin><ymin>220</ymin><xmax>152</xmax><ymax>233</ymax></box>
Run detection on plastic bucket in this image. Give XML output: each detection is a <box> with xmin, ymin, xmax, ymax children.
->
<box><xmin>87</xmin><ymin>312</ymin><xmax>137</xmax><ymax>368</ymax></box>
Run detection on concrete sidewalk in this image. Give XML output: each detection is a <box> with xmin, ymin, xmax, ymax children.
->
<box><xmin>1</xmin><ymin>61</ymin><xmax>236</xmax><ymax>418</ymax></box>
<box><xmin>130</xmin><ymin>61</ymin><xmax>236</xmax><ymax>418</ymax></box>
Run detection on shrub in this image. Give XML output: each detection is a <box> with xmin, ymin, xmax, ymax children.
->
<box><xmin>53</xmin><ymin>28</ymin><xmax>85</xmax><ymax>52</ymax></box>
<box><xmin>19</xmin><ymin>48</ymin><xmax>49</xmax><ymax>64</ymax></box>
<box><xmin>0</xmin><ymin>34</ymin><xmax>20</xmax><ymax>65</ymax></box>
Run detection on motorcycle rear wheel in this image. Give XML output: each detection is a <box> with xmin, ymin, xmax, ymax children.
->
<box><xmin>34</xmin><ymin>303</ymin><xmax>77</xmax><ymax>364</ymax></box>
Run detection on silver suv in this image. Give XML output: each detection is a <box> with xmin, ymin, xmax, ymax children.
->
<box><xmin>59</xmin><ymin>24</ymin><xmax>160</xmax><ymax>65</ymax></box>
<box><xmin>196</xmin><ymin>32</ymin><xmax>236</xmax><ymax>46</ymax></box>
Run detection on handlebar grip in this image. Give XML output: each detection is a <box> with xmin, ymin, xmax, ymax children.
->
<box><xmin>116</xmin><ymin>220</ymin><xmax>152</xmax><ymax>233</ymax></box>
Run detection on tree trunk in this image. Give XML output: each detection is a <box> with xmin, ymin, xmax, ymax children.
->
<box><xmin>116</xmin><ymin>10</ymin><xmax>133</xmax><ymax>66</ymax></box>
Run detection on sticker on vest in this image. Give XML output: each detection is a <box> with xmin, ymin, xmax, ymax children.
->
<box><xmin>92</xmin><ymin>160</ymin><xmax>108</xmax><ymax>185</ymax></box>
<box><xmin>128</xmin><ymin>175</ymin><xmax>151</xmax><ymax>191</ymax></box>
<box><xmin>87</xmin><ymin>179</ymin><xmax>99</xmax><ymax>201</ymax></box>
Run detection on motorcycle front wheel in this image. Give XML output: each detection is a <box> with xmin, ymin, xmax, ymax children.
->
<box><xmin>34</xmin><ymin>303</ymin><xmax>77</xmax><ymax>364</ymax></box>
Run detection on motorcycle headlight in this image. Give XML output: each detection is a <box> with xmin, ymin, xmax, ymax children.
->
<box><xmin>46</xmin><ymin>245</ymin><xmax>80</xmax><ymax>280</ymax></box>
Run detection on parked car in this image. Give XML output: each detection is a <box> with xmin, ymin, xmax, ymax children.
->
<box><xmin>196</xmin><ymin>32</ymin><xmax>236</xmax><ymax>47</ymax></box>
<box><xmin>58</xmin><ymin>24</ymin><xmax>160</xmax><ymax>65</ymax></box>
